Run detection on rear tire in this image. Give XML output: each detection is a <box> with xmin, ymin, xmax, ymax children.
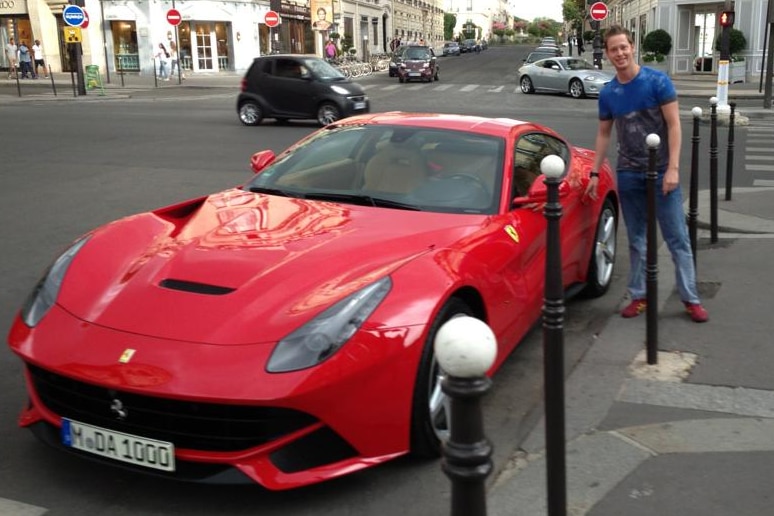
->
<box><xmin>581</xmin><ymin>198</ymin><xmax>617</xmax><ymax>298</ymax></box>
<box><xmin>410</xmin><ymin>298</ymin><xmax>476</xmax><ymax>458</ymax></box>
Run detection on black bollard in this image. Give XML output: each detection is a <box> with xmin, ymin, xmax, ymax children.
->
<box><xmin>435</xmin><ymin>317</ymin><xmax>496</xmax><ymax>516</ymax></box>
<box><xmin>48</xmin><ymin>64</ymin><xmax>57</xmax><ymax>97</ymax></box>
<box><xmin>725</xmin><ymin>102</ymin><xmax>736</xmax><ymax>201</ymax></box>
<box><xmin>689</xmin><ymin>107</ymin><xmax>702</xmax><ymax>269</ymax></box>
<box><xmin>646</xmin><ymin>134</ymin><xmax>660</xmax><ymax>365</ymax></box>
<box><xmin>709</xmin><ymin>97</ymin><xmax>719</xmax><ymax>243</ymax></box>
<box><xmin>541</xmin><ymin>155</ymin><xmax>567</xmax><ymax>516</ymax></box>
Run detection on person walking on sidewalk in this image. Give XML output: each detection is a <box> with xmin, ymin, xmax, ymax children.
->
<box><xmin>32</xmin><ymin>39</ymin><xmax>47</xmax><ymax>78</ymax></box>
<box><xmin>155</xmin><ymin>42</ymin><xmax>170</xmax><ymax>81</ymax></box>
<box><xmin>6</xmin><ymin>37</ymin><xmax>18</xmax><ymax>79</ymax></box>
<box><xmin>586</xmin><ymin>24</ymin><xmax>709</xmax><ymax>323</ymax></box>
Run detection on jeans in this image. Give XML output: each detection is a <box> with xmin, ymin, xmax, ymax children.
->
<box><xmin>618</xmin><ymin>170</ymin><xmax>700</xmax><ymax>304</ymax></box>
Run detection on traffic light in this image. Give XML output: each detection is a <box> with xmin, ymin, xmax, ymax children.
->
<box><xmin>719</xmin><ymin>10</ymin><xmax>735</xmax><ymax>27</ymax></box>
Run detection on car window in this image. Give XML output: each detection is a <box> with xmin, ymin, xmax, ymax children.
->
<box><xmin>512</xmin><ymin>133</ymin><xmax>570</xmax><ymax>198</ymax></box>
<box><xmin>566</xmin><ymin>59</ymin><xmax>595</xmax><ymax>71</ymax></box>
<box><xmin>247</xmin><ymin>125</ymin><xmax>505</xmax><ymax>215</ymax></box>
<box><xmin>542</xmin><ymin>60</ymin><xmax>558</xmax><ymax>69</ymax></box>
<box><xmin>274</xmin><ymin>58</ymin><xmax>306</xmax><ymax>79</ymax></box>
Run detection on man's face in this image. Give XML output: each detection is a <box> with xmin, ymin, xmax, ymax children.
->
<box><xmin>605</xmin><ymin>34</ymin><xmax>634</xmax><ymax>72</ymax></box>
<box><xmin>318</xmin><ymin>10</ymin><xmax>325</xmax><ymax>21</ymax></box>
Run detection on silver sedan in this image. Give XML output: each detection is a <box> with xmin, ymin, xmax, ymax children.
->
<box><xmin>518</xmin><ymin>57</ymin><xmax>616</xmax><ymax>99</ymax></box>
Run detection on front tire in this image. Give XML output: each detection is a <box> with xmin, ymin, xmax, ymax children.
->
<box><xmin>581</xmin><ymin>198</ymin><xmax>617</xmax><ymax>298</ymax></box>
<box><xmin>410</xmin><ymin>298</ymin><xmax>476</xmax><ymax>458</ymax></box>
<box><xmin>520</xmin><ymin>75</ymin><xmax>534</xmax><ymax>94</ymax></box>
<box><xmin>238</xmin><ymin>101</ymin><xmax>263</xmax><ymax>126</ymax></box>
<box><xmin>316</xmin><ymin>102</ymin><xmax>341</xmax><ymax>126</ymax></box>
<box><xmin>569</xmin><ymin>78</ymin><xmax>586</xmax><ymax>99</ymax></box>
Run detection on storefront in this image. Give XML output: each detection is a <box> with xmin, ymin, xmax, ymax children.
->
<box><xmin>1</xmin><ymin>0</ymin><xmax>32</xmax><ymax>72</ymax></box>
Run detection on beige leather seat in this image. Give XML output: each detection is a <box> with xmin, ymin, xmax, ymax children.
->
<box><xmin>363</xmin><ymin>144</ymin><xmax>427</xmax><ymax>194</ymax></box>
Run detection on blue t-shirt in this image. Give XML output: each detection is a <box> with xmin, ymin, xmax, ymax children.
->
<box><xmin>598</xmin><ymin>66</ymin><xmax>677</xmax><ymax>172</ymax></box>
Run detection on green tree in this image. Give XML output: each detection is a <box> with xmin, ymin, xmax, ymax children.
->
<box><xmin>444</xmin><ymin>13</ymin><xmax>456</xmax><ymax>41</ymax></box>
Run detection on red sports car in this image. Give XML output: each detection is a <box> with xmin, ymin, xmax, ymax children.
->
<box><xmin>8</xmin><ymin>112</ymin><xmax>617</xmax><ymax>490</ymax></box>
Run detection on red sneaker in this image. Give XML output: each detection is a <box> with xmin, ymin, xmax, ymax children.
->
<box><xmin>621</xmin><ymin>299</ymin><xmax>647</xmax><ymax>318</ymax></box>
<box><xmin>684</xmin><ymin>302</ymin><xmax>709</xmax><ymax>323</ymax></box>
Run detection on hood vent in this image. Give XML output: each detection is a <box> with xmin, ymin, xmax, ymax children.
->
<box><xmin>159</xmin><ymin>279</ymin><xmax>235</xmax><ymax>295</ymax></box>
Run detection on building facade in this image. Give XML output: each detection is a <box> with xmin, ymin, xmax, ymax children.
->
<box><xmin>443</xmin><ymin>0</ymin><xmax>509</xmax><ymax>41</ymax></box>
<box><xmin>1</xmin><ymin>0</ymin><xmax>445</xmax><ymax>77</ymax></box>
<box><xmin>603</xmin><ymin>0</ymin><xmax>770</xmax><ymax>78</ymax></box>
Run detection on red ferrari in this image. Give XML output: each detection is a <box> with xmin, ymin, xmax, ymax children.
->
<box><xmin>8</xmin><ymin>112</ymin><xmax>617</xmax><ymax>490</ymax></box>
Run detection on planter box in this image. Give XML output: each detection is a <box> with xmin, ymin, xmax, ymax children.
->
<box><xmin>730</xmin><ymin>61</ymin><xmax>746</xmax><ymax>83</ymax></box>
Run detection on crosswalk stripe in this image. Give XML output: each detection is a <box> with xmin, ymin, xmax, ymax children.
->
<box><xmin>754</xmin><ymin>179</ymin><xmax>774</xmax><ymax>186</ymax></box>
<box><xmin>746</xmin><ymin>164</ymin><xmax>774</xmax><ymax>171</ymax></box>
<box><xmin>745</xmin><ymin>156</ymin><xmax>774</xmax><ymax>161</ymax></box>
<box><xmin>460</xmin><ymin>84</ymin><xmax>479</xmax><ymax>92</ymax></box>
<box><xmin>488</xmin><ymin>85</ymin><xmax>504</xmax><ymax>92</ymax></box>
<box><xmin>382</xmin><ymin>84</ymin><xmax>401</xmax><ymax>90</ymax></box>
<box><xmin>433</xmin><ymin>84</ymin><xmax>453</xmax><ymax>91</ymax></box>
<box><xmin>746</xmin><ymin>148</ymin><xmax>774</xmax><ymax>153</ymax></box>
<box><xmin>0</xmin><ymin>498</ymin><xmax>47</xmax><ymax>516</ymax></box>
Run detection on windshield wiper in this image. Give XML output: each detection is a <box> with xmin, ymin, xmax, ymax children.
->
<box><xmin>304</xmin><ymin>192</ymin><xmax>422</xmax><ymax>211</ymax></box>
<box><xmin>247</xmin><ymin>186</ymin><xmax>303</xmax><ymax>198</ymax></box>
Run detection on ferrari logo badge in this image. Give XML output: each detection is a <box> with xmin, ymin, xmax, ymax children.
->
<box><xmin>119</xmin><ymin>349</ymin><xmax>136</xmax><ymax>363</ymax></box>
<box><xmin>505</xmin><ymin>225</ymin><xmax>520</xmax><ymax>243</ymax></box>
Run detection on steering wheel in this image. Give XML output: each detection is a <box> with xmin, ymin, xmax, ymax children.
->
<box><xmin>447</xmin><ymin>173</ymin><xmax>490</xmax><ymax>195</ymax></box>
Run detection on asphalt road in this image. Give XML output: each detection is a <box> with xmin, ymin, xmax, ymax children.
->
<box><xmin>0</xmin><ymin>45</ymin><xmax>752</xmax><ymax>516</ymax></box>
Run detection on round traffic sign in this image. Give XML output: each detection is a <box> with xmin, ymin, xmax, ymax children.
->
<box><xmin>81</xmin><ymin>9</ymin><xmax>90</xmax><ymax>29</ymax></box>
<box><xmin>589</xmin><ymin>2</ymin><xmax>609</xmax><ymax>21</ymax></box>
<box><xmin>166</xmin><ymin>8</ymin><xmax>182</xmax><ymax>26</ymax></box>
<box><xmin>264</xmin><ymin>10</ymin><xmax>280</xmax><ymax>28</ymax></box>
<box><xmin>62</xmin><ymin>4</ymin><xmax>85</xmax><ymax>27</ymax></box>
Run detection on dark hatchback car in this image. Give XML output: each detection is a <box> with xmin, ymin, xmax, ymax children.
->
<box><xmin>396</xmin><ymin>45</ymin><xmax>439</xmax><ymax>83</ymax></box>
<box><xmin>237</xmin><ymin>55</ymin><xmax>369</xmax><ymax>126</ymax></box>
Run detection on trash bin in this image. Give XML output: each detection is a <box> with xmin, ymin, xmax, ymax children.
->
<box><xmin>85</xmin><ymin>65</ymin><xmax>101</xmax><ymax>90</ymax></box>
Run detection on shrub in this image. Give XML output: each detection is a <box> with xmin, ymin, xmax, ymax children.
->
<box><xmin>714</xmin><ymin>28</ymin><xmax>747</xmax><ymax>60</ymax></box>
<box><xmin>642</xmin><ymin>29</ymin><xmax>672</xmax><ymax>56</ymax></box>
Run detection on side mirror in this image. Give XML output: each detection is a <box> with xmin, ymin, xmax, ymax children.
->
<box><xmin>250</xmin><ymin>150</ymin><xmax>276</xmax><ymax>174</ymax></box>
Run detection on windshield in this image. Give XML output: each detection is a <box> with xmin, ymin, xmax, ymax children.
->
<box><xmin>404</xmin><ymin>47</ymin><xmax>431</xmax><ymax>60</ymax></box>
<box><xmin>301</xmin><ymin>57</ymin><xmax>346</xmax><ymax>80</ymax></box>
<box><xmin>245</xmin><ymin>124</ymin><xmax>505</xmax><ymax>215</ymax></box>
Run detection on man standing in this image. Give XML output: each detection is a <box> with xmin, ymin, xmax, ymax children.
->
<box><xmin>586</xmin><ymin>24</ymin><xmax>708</xmax><ymax>323</ymax></box>
<box><xmin>17</xmin><ymin>40</ymin><xmax>33</xmax><ymax>79</ymax></box>
<box><xmin>32</xmin><ymin>39</ymin><xmax>47</xmax><ymax>78</ymax></box>
<box><xmin>5</xmin><ymin>37</ymin><xmax>18</xmax><ymax>79</ymax></box>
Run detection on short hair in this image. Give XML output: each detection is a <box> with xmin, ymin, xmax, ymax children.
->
<box><xmin>603</xmin><ymin>25</ymin><xmax>634</xmax><ymax>50</ymax></box>
<box><xmin>317</xmin><ymin>7</ymin><xmax>326</xmax><ymax>15</ymax></box>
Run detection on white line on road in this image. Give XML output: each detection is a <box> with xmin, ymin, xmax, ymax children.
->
<box><xmin>0</xmin><ymin>498</ymin><xmax>47</xmax><ymax>516</ymax></box>
<box><xmin>460</xmin><ymin>84</ymin><xmax>479</xmax><ymax>92</ymax></box>
<box><xmin>433</xmin><ymin>84</ymin><xmax>453</xmax><ymax>91</ymax></box>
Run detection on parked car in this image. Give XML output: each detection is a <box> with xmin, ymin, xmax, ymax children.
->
<box><xmin>518</xmin><ymin>56</ymin><xmax>616</xmax><ymax>98</ymax></box>
<box><xmin>442</xmin><ymin>41</ymin><xmax>461</xmax><ymax>56</ymax></box>
<box><xmin>535</xmin><ymin>45</ymin><xmax>563</xmax><ymax>56</ymax></box>
<box><xmin>389</xmin><ymin>45</ymin><xmax>409</xmax><ymax>76</ymax></box>
<box><xmin>461</xmin><ymin>39</ymin><xmax>480</xmax><ymax>53</ymax></box>
<box><xmin>237</xmin><ymin>54</ymin><xmax>369</xmax><ymax>126</ymax></box>
<box><xmin>523</xmin><ymin>50</ymin><xmax>561</xmax><ymax>64</ymax></box>
<box><xmin>8</xmin><ymin>112</ymin><xmax>618</xmax><ymax>490</ymax></box>
<box><xmin>479</xmin><ymin>39</ymin><xmax>489</xmax><ymax>50</ymax></box>
<box><xmin>396</xmin><ymin>45</ymin><xmax>439</xmax><ymax>82</ymax></box>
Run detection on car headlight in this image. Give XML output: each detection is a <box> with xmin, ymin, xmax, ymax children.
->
<box><xmin>583</xmin><ymin>75</ymin><xmax>601</xmax><ymax>81</ymax></box>
<box><xmin>21</xmin><ymin>236</ymin><xmax>90</xmax><ymax>327</ymax></box>
<box><xmin>267</xmin><ymin>276</ymin><xmax>392</xmax><ymax>373</ymax></box>
<box><xmin>331</xmin><ymin>85</ymin><xmax>350</xmax><ymax>95</ymax></box>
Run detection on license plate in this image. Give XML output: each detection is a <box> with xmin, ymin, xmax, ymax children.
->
<box><xmin>62</xmin><ymin>419</ymin><xmax>175</xmax><ymax>472</ymax></box>
<box><xmin>354</xmin><ymin>101</ymin><xmax>366</xmax><ymax>110</ymax></box>
<box><xmin>409</xmin><ymin>72</ymin><xmax>420</xmax><ymax>77</ymax></box>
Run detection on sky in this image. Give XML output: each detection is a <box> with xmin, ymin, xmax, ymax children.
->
<box><xmin>513</xmin><ymin>0</ymin><xmax>564</xmax><ymax>22</ymax></box>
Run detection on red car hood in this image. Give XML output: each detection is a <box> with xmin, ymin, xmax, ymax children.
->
<box><xmin>58</xmin><ymin>190</ymin><xmax>483</xmax><ymax>344</ymax></box>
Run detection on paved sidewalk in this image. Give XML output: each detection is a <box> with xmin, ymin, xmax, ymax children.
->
<box><xmin>488</xmin><ymin>188</ymin><xmax>774</xmax><ymax>515</ymax></box>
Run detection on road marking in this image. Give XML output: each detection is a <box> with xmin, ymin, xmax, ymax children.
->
<box><xmin>488</xmin><ymin>85</ymin><xmax>504</xmax><ymax>92</ymax></box>
<box><xmin>0</xmin><ymin>498</ymin><xmax>47</xmax><ymax>516</ymax></box>
<box><xmin>382</xmin><ymin>84</ymin><xmax>401</xmax><ymax>90</ymax></box>
<box><xmin>433</xmin><ymin>84</ymin><xmax>453</xmax><ymax>91</ymax></box>
<box><xmin>745</xmin><ymin>155</ymin><xmax>774</xmax><ymax>161</ymax></box>
<box><xmin>746</xmin><ymin>164</ymin><xmax>774</xmax><ymax>171</ymax></box>
<box><xmin>460</xmin><ymin>84</ymin><xmax>479</xmax><ymax>92</ymax></box>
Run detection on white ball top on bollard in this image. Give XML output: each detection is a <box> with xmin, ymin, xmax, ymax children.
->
<box><xmin>692</xmin><ymin>106</ymin><xmax>703</xmax><ymax>118</ymax></box>
<box><xmin>646</xmin><ymin>133</ymin><xmax>661</xmax><ymax>149</ymax></box>
<box><xmin>540</xmin><ymin>155</ymin><xmax>565</xmax><ymax>179</ymax></box>
<box><xmin>710</xmin><ymin>96</ymin><xmax>718</xmax><ymax>106</ymax></box>
<box><xmin>434</xmin><ymin>316</ymin><xmax>497</xmax><ymax>378</ymax></box>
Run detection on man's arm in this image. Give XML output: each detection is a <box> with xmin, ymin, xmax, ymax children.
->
<box><xmin>661</xmin><ymin>99</ymin><xmax>681</xmax><ymax>194</ymax></box>
<box><xmin>585</xmin><ymin>118</ymin><xmax>613</xmax><ymax>200</ymax></box>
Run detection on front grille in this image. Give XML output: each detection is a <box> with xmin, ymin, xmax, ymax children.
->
<box><xmin>28</xmin><ymin>364</ymin><xmax>317</xmax><ymax>452</ymax></box>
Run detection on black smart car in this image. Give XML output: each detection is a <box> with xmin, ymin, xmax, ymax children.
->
<box><xmin>237</xmin><ymin>55</ymin><xmax>370</xmax><ymax>126</ymax></box>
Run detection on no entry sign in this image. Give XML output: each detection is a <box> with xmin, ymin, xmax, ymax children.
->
<box><xmin>589</xmin><ymin>2</ymin><xmax>609</xmax><ymax>21</ymax></box>
<box><xmin>264</xmin><ymin>10</ymin><xmax>280</xmax><ymax>28</ymax></box>
<box><xmin>167</xmin><ymin>8</ymin><xmax>182</xmax><ymax>26</ymax></box>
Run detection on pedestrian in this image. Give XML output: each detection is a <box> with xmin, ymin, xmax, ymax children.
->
<box><xmin>586</xmin><ymin>24</ymin><xmax>708</xmax><ymax>323</ymax></box>
<box><xmin>155</xmin><ymin>42</ymin><xmax>170</xmax><ymax>80</ymax></box>
<box><xmin>168</xmin><ymin>40</ymin><xmax>185</xmax><ymax>80</ymax></box>
<box><xmin>32</xmin><ymin>39</ymin><xmax>47</xmax><ymax>78</ymax></box>
<box><xmin>325</xmin><ymin>39</ymin><xmax>337</xmax><ymax>60</ymax></box>
<box><xmin>18</xmin><ymin>40</ymin><xmax>33</xmax><ymax>79</ymax></box>
<box><xmin>5</xmin><ymin>37</ymin><xmax>18</xmax><ymax>79</ymax></box>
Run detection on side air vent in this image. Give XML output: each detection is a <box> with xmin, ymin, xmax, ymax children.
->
<box><xmin>159</xmin><ymin>279</ymin><xmax>235</xmax><ymax>295</ymax></box>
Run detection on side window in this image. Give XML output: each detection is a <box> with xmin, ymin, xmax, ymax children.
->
<box><xmin>543</xmin><ymin>60</ymin><xmax>557</xmax><ymax>69</ymax></box>
<box><xmin>512</xmin><ymin>133</ymin><xmax>570</xmax><ymax>198</ymax></box>
<box><xmin>275</xmin><ymin>58</ymin><xmax>302</xmax><ymax>79</ymax></box>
